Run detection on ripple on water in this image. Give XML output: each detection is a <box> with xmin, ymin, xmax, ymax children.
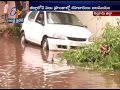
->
<box><xmin>0</xmin><ymin>37</ymin><xmax>120</xmax><ymax>89</ymax></box>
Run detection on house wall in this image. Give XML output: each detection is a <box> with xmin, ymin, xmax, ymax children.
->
<box><xmin>8</xmin><ymin>1</ymin><xmax>16</xmax><ymax>19</ymax></box>
<box><xmin>0</xmin><ymin>1</ymin><xmax>15</xmax><ymax>20</ymax></box>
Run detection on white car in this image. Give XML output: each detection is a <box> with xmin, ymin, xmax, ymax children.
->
<box><xmin>21</xmin><ymin>11</ymin><xmax>93</xmax><ymax>50</ymax></box>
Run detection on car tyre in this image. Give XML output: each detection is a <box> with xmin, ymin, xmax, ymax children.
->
<box><xmin>41</xmin><ymin>49</ymin><xmax>49</xmax><ymax>61</ymax></box>
<box><xmin>20</xmin><ymin>32</ymin><xmax>27</xmax><ymax>49</ymax></box>
<box><xmin>41</xmin><ymin>38</ymin><xmax>49</xmax><ymax>50</ymax></box>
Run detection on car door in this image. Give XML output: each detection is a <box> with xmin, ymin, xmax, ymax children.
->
<box><xmin>25</xmin><ymin>11</ymin><xmax>38</xmax><ymax>41</ymax></box>
<box><xmin>31</xmin><ymin>11</ymin><xmax>45</xmax><ymax>45</ymax></box>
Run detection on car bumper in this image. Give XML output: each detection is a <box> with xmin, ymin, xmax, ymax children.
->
<box><xmin>47</xmin><ymin>38</ymin><xmax>93</xmax><ymax>50</ymax></box>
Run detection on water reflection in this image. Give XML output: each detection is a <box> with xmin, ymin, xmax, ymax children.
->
<box><xmin>101</xmin><ymin>71</ymin><xmax>120</xmax><ymax>89</ymax></box>
<box><xmin>0</xmin><ymin>38</ymin><xmax>21</xmax><ymax>89</ymax></box>
<box><xmin>1</xmin><ymin>37</ymin><xmax>120</xmax><ymax>89</ymax></box>
<box><xmin>20</xmin><ymin>43</ymin><xmax>75</xmax><ymax>89</ymax></box>
<box><xmin>21</xmin><ymin>44</ymin><xmax>74</xmax><ymax>72</ymax></box>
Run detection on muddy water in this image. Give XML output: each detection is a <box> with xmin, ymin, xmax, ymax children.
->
<box><xmin>0</xmin><ymin>37</ymin><xmax>120</xmax><ymax>89</ymax></box>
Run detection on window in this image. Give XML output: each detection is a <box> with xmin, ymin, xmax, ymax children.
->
<box><xmin>35</xmin><ymin>12</ymin><xmax>44</xmax><ymax>24</ymax></box>
<box><xmin>28</xmin><ymin>11</ymin><xmax>38</xmax><ymax>22</ymax></box>
<box><xmin>47</xmin><ymin>12</ymin><xmax>84</xmax><ymax>26</ymax></box>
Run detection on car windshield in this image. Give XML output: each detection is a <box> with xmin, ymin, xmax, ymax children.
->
<box><xmin>46</xmin><ymin>12</ymin><xmax>84</xmax><ymax>26</ymax></box>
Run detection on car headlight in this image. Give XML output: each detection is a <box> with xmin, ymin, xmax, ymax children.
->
<box><xmin>53</xmin><ymin>34</ymin><xmax>65</xmax><ymax>39</ymax></box>
<box><xmin>88</xmin><ymin>35</ymin><xmax>95</xmax><ymax>42</ymax></box>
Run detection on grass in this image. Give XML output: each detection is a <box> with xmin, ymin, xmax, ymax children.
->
<box><xmin>60</xmin><ymin>23</ymin><xmax>120</xmax><ymax>71</ymax></box>
<box><xmin>7</xmin><ymin>25</ymin><xmax>21</xmax><ymax>37</ymax></box>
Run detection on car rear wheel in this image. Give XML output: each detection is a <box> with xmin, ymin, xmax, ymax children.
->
<box><xmin>41</xmin><ymin>38</ymin><xmax>49</xmax><ymax>50</ymax></box>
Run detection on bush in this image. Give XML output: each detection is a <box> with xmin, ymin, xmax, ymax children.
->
<box><xmin>7</xmin><ymin>26</ymin><xmax>21</xmax><ymax>37</ymax></box>
<box><xmin>60</xmin><ymin>23</ymin><xmax>120</xmax><ymax>71</ymax></box>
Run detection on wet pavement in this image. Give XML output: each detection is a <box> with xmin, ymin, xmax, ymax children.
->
<box><xmin>0</xmin><ymin>37</ymin><xmax>120</xmax><ymax>89</ymax></box>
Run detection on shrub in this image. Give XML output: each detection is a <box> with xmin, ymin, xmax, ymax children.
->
<box><xmin>7</xmin><ymin>26</ymin><xmax>21</xmax><ymax>37</ymax></box>
<box><xmin>60</xmin><ymin>23</ymin><xmax>120</xmax><ymax>71</ymax></box>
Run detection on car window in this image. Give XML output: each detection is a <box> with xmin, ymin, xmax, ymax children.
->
<box><xmin>35</xmin><ymin>12</ymin><xmax>44</xmax><ymax>24</ymax></box>
<box><xmin>28</xmin><ymin>11</ymin><xmax>38</xmax><ymax>22</ymax></box>
<box><xmin>47</xmin><ymin>12</ymin><xmax>84</xmax><ymax>26</ymax></box>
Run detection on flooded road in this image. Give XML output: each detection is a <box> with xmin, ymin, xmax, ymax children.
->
<box><xmin>0</xmin><ymin>37</ymin><xmax>120</xmax><ymax>89</ymax></box>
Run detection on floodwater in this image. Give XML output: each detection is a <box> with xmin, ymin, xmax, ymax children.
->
<box><xmin>0</xmin><ymin>37</ymin><xmax>120</xmax><ymax>89</ymax></box>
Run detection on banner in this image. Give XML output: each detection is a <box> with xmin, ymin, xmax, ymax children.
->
<box><xmin>29</xmin><ymin>1</ymin><xmax>120</xmax><ymax>11</ymax></box>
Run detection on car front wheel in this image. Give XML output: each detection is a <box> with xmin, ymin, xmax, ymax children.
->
<box><xmin>20</xmin><ymin>32</ymin><xmax>27</xmax><ymax>49</ymax></box>
<box><xmin>41</xmin><ymin>38</ymin><xmax>49</xmax><ymax>50</ymax></box>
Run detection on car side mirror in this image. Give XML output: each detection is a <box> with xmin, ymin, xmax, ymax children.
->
<box><xmin>84</xmin><ymin>25</ymin><xmax>87</xmax><ymax>28</ymax></box>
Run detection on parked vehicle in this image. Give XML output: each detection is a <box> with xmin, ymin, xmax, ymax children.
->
<box><xmin>21</xmin><ymin>11</ymin><xmax>93</xmax><ymax>50</ymax></box>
